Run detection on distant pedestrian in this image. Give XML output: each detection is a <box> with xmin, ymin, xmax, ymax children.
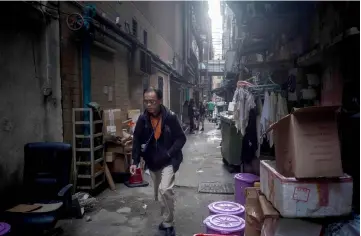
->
<box><xmin>207</xmin><ymin>101</ymin><xmax>215</xmax><ymax>118</ymax></box>
<box><xmin>188</xmin><ymin>99</ymin><xmax>195</xmax><ymax>134</ymax></box>
<box><xmin>198</xmin><ymin>101</ymin><xmax>206</xmax><ymax>131</ymax></box>
<box><xmin>130</xmin><ymin>87</ymin><xmax>186</xmax><ymax>236</ymax></box>
<box><xmin>182</xmin><ymin>100</ymin><xmax>189</xmax><ymax>125</ymax></box>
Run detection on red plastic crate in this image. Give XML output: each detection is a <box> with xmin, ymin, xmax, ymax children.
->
<box><xmin>193</xmin><ymin>234</ymin><xmax>238</xmax><ymax>236</ymax></box>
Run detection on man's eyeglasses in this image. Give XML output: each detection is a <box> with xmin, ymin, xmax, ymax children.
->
<box><xmin>144</xmin><ymin>100</ymin><xmax>157</xmax><ymax>105</ymax></box>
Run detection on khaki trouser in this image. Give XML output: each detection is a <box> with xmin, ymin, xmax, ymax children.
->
<box><xmin>150</xmin><ymin>165</ymin><xmax>175</xmax><ymax>228</ymax></box>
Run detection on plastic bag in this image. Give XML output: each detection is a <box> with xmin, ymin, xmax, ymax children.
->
<box><xmin>325</xmin><ymin>214</ymin><xmax>360</xmax><ymax>236</ymax></box>
<box><xmin>73</xmin><ymin>192</ymin><xmax>97</xmax><ymax>212</ymax></box>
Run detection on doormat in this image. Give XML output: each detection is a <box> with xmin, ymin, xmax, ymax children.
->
<box><xmin>198</xmin><ymin>182</ymin><xmax>235</xmax><ymax>194</ymax></box>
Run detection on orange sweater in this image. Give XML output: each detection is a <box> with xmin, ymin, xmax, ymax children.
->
<box><xmin>150</xmin><ymin>116</ymin><xmax>162</xmax><ymax>140</ymax></box>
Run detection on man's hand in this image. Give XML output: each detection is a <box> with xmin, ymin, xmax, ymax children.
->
<box><xmin>129</xmin><ymin>165</ymin><xmax>137</xmax><ymax>175</ymax></box>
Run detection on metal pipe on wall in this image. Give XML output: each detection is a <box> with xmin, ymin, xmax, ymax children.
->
<box><xmin>70</xmin><ymin>1</ymin><xmax>182</xmax><ymax>80</ymax></box>
<box><xmin>93</xmin><ymin>41</ymin><xmax>116</xmax><ymax>54</ymax></box>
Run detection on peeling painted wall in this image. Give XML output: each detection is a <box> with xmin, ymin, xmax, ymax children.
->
<box><xmin>0</xmin><ymin>5</ymin><xmax>62</xmax><ymax>208</ymax></box>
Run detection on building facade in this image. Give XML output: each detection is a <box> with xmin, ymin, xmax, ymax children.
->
<box><xmin>60</xmin><ymin>1</ymin><xmax>209</xmax><ymax>143</ymax></box>
<box><xmin>221</xmin><ymin>2</ymin><xmax>237</xmax><ymax>59</ymax></box>
<box><xmin>0</xmin><ymin>1</ymin><xmax>210</xmax><ymax>208</ymax></box>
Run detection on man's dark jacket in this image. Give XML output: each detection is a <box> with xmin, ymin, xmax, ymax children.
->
<box><xmin>132</xmin><ymin>105</ymin><xmax>187</xmax><ymax>172</ymax></box>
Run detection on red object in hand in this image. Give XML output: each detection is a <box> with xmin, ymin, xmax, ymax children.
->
<box><xmin>193</xmin><ymin>234</ymin><xmax>238</xmax><ymax>236</ymax></box>
<box><xmin>129</xmin><ymin>168</ymin><xmax>143</xmax><ymax>184</ymax></box>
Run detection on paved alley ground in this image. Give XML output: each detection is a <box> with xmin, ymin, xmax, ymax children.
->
<box><xmin>60</xmin><ymin>122</ymin><xmax>235</xmax><ymax>236</ymax></box>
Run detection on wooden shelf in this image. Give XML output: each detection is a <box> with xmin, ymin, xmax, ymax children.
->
<box><xmin>72</xmin><ymin>108</ymin><xmax>106</xmax><ymax>191</ymax></box>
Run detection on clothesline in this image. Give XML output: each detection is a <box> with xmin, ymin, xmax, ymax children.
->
<box><xmin>232</xmin><ymin>80</ymin><xmax>289</xmax><ymax>159</ymax></box>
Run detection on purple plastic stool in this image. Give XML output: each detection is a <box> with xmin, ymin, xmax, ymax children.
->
<box><xmin>203</xmin><ymin>214</ymin><xmax>245</xmax><ymax>235</ymax></box>
<box><xmin>0</xmin><ymin>223</ymin><xmax>11</xmax><ymax>235</ymax></box>
<box><xmin>234</xmin><ymin>173</ymin><xmax>260</xmax><ymax>205</ymax></box>
<box><xmin>208</xmin><ymin>201</ymin><xmax>245</xmax><ymax>218</ymax></box>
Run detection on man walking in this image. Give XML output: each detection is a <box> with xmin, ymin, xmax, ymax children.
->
<box><xmin>198</xmin><ymin>101</ymin><xmax>206</xmax><ymax>131</ymax></box>
<box><xmin>188</xmin><ymin>99</ymin><xmax>195</xmax><ymax>134</ymax></box>
<box><xmin>207</xmin><ymin>101</ymin><xmax>215</xmax><ymax>119</ymax></box>
<box><xmin>130</xmin><ymin>87</ymin><xmax>187</xmax><ymax>236</ymax></box>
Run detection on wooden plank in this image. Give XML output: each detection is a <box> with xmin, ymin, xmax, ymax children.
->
<box><xmin>105</xmin><ymin>164</ymin><xmax>116</xmax><ymax>190</ymax></box>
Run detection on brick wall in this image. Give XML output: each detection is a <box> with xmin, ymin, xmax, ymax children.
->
<box><xmin>60</xmin><ymin>1</ymin><xmax>188</xmax><ymax>142</ymax></box>
<box><xmin>59</xmin><ymin>3</ymin><xmax>82</xmax><ymax>143</ymax></box>
<box><xmin>60</xmin><ymin>2</ymin><xmax>131</xmax><ymax>143</ymax></box>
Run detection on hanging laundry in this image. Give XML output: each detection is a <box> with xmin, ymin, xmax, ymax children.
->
<box><xmin>241</xmin><ymin>92</ymin><xmax>256</xmax><ymax>136</ymax></box>
<box><xmin>241</xmin><ymin>108</ymin><xmax>258</xmax><ymax>164</ymax></box>
<box><xmin>256</xmin><ymin>97</ymin><xmax>262</xmax><ymax>157</ymax></box>
<box><xmin>232</xmin><ymin>88</ymin><xmax>244</xmax><ymax>133</ymax></box>
<box><xmin>260</xmin><ymin>91</ymin><xmax>270</xmax><ymax>136</ymax></box>
<box><xmin>232</xmin><ymin>86</ymin><xmax>256</xmax><ymax>136</ymax></box>
<box><xmin>268</xmin><ymin>92</ymin><xmax>277</xmax><ymax>147</ymax></box>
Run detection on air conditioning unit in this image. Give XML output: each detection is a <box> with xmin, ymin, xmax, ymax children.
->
<box><xmin>132</xmin><ymin>48</ymin><xmax>152</xmax><ymax>75</ymax></box>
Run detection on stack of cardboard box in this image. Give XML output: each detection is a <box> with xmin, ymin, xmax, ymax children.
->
<box><xmin>244</xmin><ymin>106</ymin><xmax>353</xmax><ymax>236</ymax></box>
<box><xmin>103</xmin><ymin>109</ymin><xmax>133</xmax><ymax>175</ymax></box>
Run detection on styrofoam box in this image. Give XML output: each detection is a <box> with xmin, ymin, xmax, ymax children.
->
<box><xmin>260</xmin><ymin>160</ymin><xmax>353</xmax><ymax>218</ymax></box>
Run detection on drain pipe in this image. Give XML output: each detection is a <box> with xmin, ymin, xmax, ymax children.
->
<box><xmin>70</xmin><ymin>1</ymin><xmax>182</xmax><ymax>80</ymax></box>
<box><xmin>81</xmin><ymin>4</ymin><xmax>95</xmax><ymax>109</ymax></box>
<box><xmin>81</xmin><ymin>4</ymin><xmax>96</xmax><ymax>135</ymax></box>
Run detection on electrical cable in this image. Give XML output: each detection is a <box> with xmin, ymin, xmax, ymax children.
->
<box><xmin>31</xmin><ymin>39</ymin><xmax>38</xmax><ymax>79</ymax></box>
<box><xmin>23</xmin><ymin>1</ymin><xmax>73</xmax><ymax>16</ymax></box>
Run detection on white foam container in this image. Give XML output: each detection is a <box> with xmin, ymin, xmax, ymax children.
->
<box><xmin>260</xmin><ymin>160</ymin><xmax>353</xmax><ymax>218</ymax></box>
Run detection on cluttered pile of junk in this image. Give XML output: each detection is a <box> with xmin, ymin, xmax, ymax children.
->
<box><xmin>212</xmin><ymin>71</ymin><xmax>360</xmax><ymax>236</ymax></box>
<box><xmin>72</xmin><ymin>103</ymin><xmax>146</xmax><ymax>193</ymax></box>
<box><xmin>0</xmin><ymin>104</ymin><xmax>144</xmax><ymax>235</ymax></box>
<box><xmin>102</xmin><ymin>107</ymin><xmax>147</xmax><ymax>189</ymax></box>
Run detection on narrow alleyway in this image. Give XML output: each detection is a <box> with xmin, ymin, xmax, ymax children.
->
<box><xmin>60</xmin><ymin>122</ymin><xmax>234</xmax><ymax>236</ymax></box>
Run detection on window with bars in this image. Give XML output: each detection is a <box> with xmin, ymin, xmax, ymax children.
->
<box><xmin>132</xmin><ymin>18</ymin><xmax>138</xmax><ymax>37</ymax></box>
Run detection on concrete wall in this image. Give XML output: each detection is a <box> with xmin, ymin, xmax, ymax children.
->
<box><xmin>0</xmin><ymin>3</ymin><xmax>63</xmax><ymax>207</ymax></box>
<box><xmin>90</xmin><ymin>1</ymin><xmax>185</xmax><ymax>111</ymax></box>
<box><xmin>60</xmin><ymin>1</ymin><xmax>189</xmax><ymax>144</ymax></box>
<box><xmin>60</xmin><ymin>2</ymin><xmax>131</xmax><ymax>143</ymax></box>
<box><xmin>92</xmin><ymin>1</ymin><xmax>184</xmax><ymax>74</ymax></box>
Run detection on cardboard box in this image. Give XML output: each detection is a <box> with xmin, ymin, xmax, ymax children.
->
<box><xmin>109</xmin><ymin>153</ymin><xmax>131</xmax><ymax>173</ymax></box>
<box><xmin>103</xmin><ymin>109</ymin><xmax>123</xmax><ymax>138</ymax></box>
<box><xmin>245</xmin><ymin>187</ymin><xmax>323</xmax><ymax>236</ymax></box>
<box><xmin>106</xmin><ymin>143</ymin><xmax>132</xmax><ymax>154</ymax></box>
<box><xmin>268</xmin><ymin>106</ymin><xmax>343</xmax><ymax>178</ymax></box>
<box><xmin>245</xmin><ymin>188</ymin><xmax>279</xmax><ymax>236</ymax></box>
<box><xmin>245</xmin><ymin>187</ymin><xmax>263</xmax><ymax>236</ymax></box>
<box><xmin>105</xmin><ymin>152</ymin><xmax>115</xmax><ymax>162</ymax></box>
<box><xmin>106</xmin><ymin>144</ymin><xmax>125</xmax><ymax>154</ymax></box>
<box><xmin>260</xmin><ymin>160</ymin><xmax>353</xmax><ymax>218</ymax></box>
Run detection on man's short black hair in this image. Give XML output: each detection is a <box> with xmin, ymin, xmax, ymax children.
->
<box><xmin>143</xmin><ymin>87</ymin><xmax>163</xmax><ymax>100</ymax></box>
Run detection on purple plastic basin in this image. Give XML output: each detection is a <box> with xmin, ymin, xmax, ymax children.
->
<box><xmin>203</xmin><ymin>214</ymin><xmax>245</xmax><ymax>235</ymax></box>
<box><xmin>0</xmin><ymin>223</ymin><xmax>10</xmax><ymax>235</ymax></box>
<box><xmin>208</xmin><ymin>201</ymin><xmax>245</xmax><ymax>218</ymax></box>
<box><xmin>234</xmin><ymin>173</ymin><xmax>260</xmax><ymax>205</ymax></box>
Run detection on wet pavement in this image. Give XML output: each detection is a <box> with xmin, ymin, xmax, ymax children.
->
<box><xmin>59</xmin><ymin>122</ymin><xmax>234</xmax><ymax>236</ymax></box>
